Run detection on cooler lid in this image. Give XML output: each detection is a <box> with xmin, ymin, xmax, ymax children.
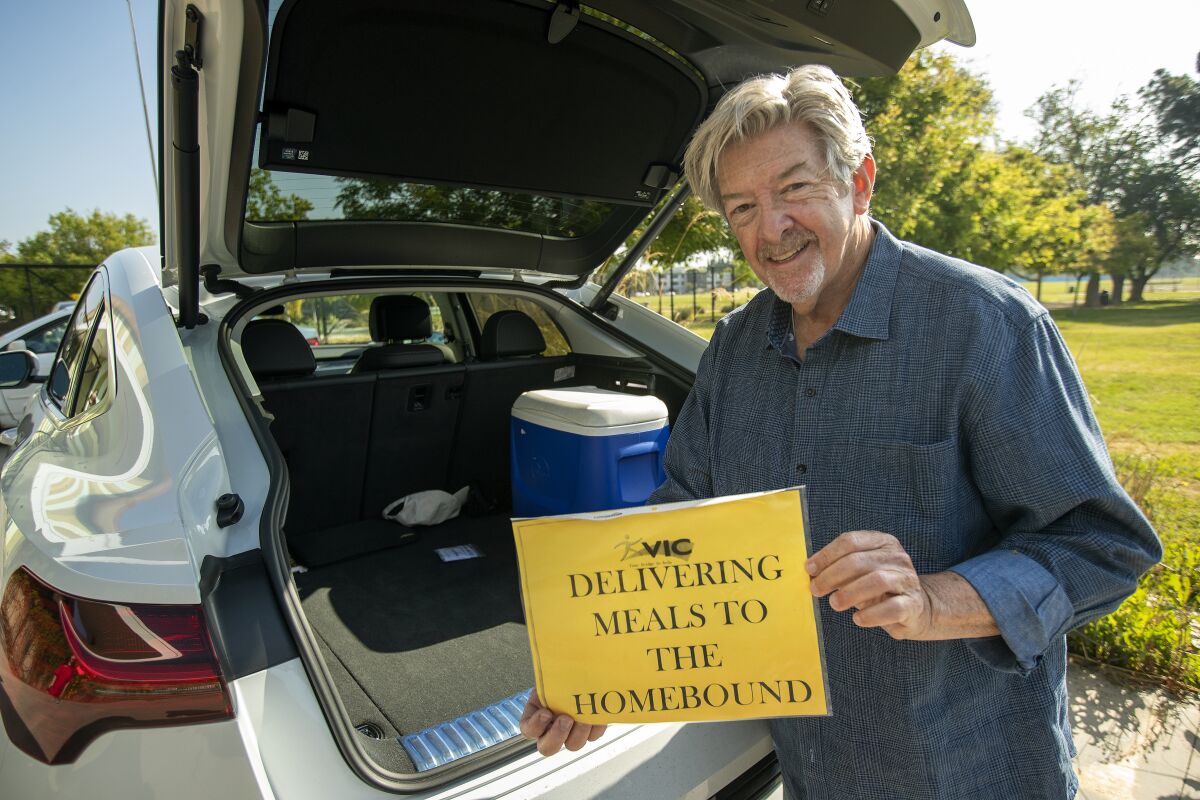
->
<box><xmin>512</xmin><ymin>386</ymin><xmax>667</xmax><ymax>429</ymax></box>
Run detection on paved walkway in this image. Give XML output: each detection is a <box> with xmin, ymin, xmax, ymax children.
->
<box><xmin>1071</xmin><ymin>660</ymin><xmax>1199</xmax><ymax>799</ymax></box>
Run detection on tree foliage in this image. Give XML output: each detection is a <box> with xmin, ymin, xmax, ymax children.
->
<box><xmin>334</xmin><ymin>177</ymin><xmax>608</xmax><ymax>237</ymax></box>
<box><xmin>0</xmin><ymin>210</ymin><xmax>156</xmax><ymax>320</ymax></box>
<box><xmin>1140</xmin><ymin>56</ymin><xmax>1200</xmax><ymax>170</ymax></box>
<box><xmin>1</xmin><ymin>209</ymin><xmax>155</xmax><ymax>265</ymax></box>
<box><xmin>246</xmin><ymin>168</ymin><xmax>315</xmax><ymax>221</ymax></box>
<box><xmin>1028</xmin><ymin>65</ymin><xmax>1200</xmax><ymax>302</ymax></box>
<box><xmin>852</xmin><ymin>50</ymin><xmax>997</xmax><ymax>260</ymax></box>
<box><xmin>852</xmin><ymin>52</ymin><xmax>1110</xmax><ymax>285</ymax></box>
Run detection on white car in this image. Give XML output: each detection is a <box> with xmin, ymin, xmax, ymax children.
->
<box><xmin>0</xmin><ymin>307</ymin><xmax>71</xmax><ymax>430</ymax></box>
<box><xmin>0</xmin><ymin>1</ymin><xmax>972</xmax><ymax>797</ymax></box>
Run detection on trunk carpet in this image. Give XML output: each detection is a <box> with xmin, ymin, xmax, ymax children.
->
<box><xmin>294</xmin><ymin>514</ymin><xmax>535</xmax><ymax>738</ymax></box>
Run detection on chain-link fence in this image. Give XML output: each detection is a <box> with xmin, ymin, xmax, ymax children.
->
<box><xmin>0</xmin><ymin>263</ymin><xmax>94</xmax><ymax>334</ymax></box>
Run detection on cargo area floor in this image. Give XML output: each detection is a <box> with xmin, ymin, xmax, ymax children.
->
<box><xmin>293</xmin><ymin>514</ymin><xmax>534</xmax><ymax>742</ymax></box>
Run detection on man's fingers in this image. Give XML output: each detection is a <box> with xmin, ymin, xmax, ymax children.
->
<box><xmin>519</xmin><ymin>691</ymin><xmax>553</xmax><ymax>740</ymax></box>
<box><xmin>520</xmin><ymin>690</ymin><xmax>608</xmax><ymax>755</ymax></box>
<box><xmin>520</xmin><ymin>707</ymin><xmax>553</xmax><ymax>740</ymax></box>
<box><xmin>827</xmin><ymin>568</ymin><xmax>918</xmax><ymax>612</ymax></box>
<box><xmin>536</xmin><ymin>714</ymin><xmax>574</xmax><ymax>756</ymax></box>
<box><xmin>810</xmin><ymin>550</ymin><xmax>885</xmax><ymax>597</ymax></box>
<box><xmin>564</xmin><ymin>720</ymin><xmax>593</xmax><ymax>751</ymax></box>
<box><xmin>806</xmin><ymin>530</ymin><xmax>894</xmax><ymax>578</ymax></box>
<box><xmin>852</xmin><ymin>593</ymin><xmax>923</xmax><ymax>633</ymax></box>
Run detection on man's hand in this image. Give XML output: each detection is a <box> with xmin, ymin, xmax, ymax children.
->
<box><xmin>806</xmin><ymin>530</ymin><xmax>933</xmax><ymax>639</ymax></box>
<box><xmin>518</xmin><ymin>689</ymin><xmax>608</xmax><ymax>756</ymax></box>
<box><xmin>806</xmin><ymin>530</ymin><xmax>1000</xmax><ymax>641</ymax></box>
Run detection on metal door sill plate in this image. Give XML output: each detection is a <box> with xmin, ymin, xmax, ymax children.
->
<box><xmin>401</xmin><ymin>688</ymin><xmax>533</xmax><ymax>771</ymax></box>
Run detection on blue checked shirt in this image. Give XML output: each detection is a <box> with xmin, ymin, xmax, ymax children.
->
<box><xmin>648</xmin><ymin>222</ymin><xmax>1160</xmax><ymax>800</ymax></box>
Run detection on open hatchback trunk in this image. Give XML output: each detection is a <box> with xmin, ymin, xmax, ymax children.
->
<box><xmin>156</xmin><ymin>0</ymin><xmax>975</xmax><ymax>791</ymax></box>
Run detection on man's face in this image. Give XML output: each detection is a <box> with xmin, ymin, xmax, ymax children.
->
<box><xmin>716</xmin><ymin>123</ymin><xmax>874</xmax><ymax>313</ymax></box>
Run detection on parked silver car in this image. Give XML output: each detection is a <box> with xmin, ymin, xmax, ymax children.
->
<box><xmin>0</xmin><ymin>308</ymin><xmax>71</xmax><ymax>430</ymax></box>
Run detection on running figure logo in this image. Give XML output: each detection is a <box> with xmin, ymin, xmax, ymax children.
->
<box><xmin>615</xmin><ymin>535</ymin><xmax>645</xmax><ymax>561</ymax></box>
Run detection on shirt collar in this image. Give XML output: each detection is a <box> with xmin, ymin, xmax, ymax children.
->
<box><xmin>764</xmin><ymin>219</ymin><xmax>901</xmax><ymax>352</ymax></box>
<box><xmin>832</xmin><ymin>220</ymin><xmax>901</xmax><ymax>341</ymax></box>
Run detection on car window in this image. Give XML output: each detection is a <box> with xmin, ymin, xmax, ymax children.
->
<box><xmin>470</xmin><ymin>295</ymin><xmax>570</xmax><ymax>357</ymax></box>
<box><xmin>70</xmin><ymin>302</ymin><xmax>111</xmax><ymax>417</ymax></box>
<box><xmin>23</xmin><ymin>317</ymin><xmax>68</xmax><ymax>355</ymax></box>
<box><xmin>47</xmin><ymin>275</ymin><xmax>105</xmax><ymax>409</ymax></box>
<box><xmin>266</xmin><ymin>293</ymin><xmax>449</xmax><ymax>347</ymax></box>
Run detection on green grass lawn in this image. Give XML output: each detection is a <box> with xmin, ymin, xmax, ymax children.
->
<box><xmin>642</xmin><ymin>287</ymin><xmax>1200</xmax><ymax>691</ymax></box>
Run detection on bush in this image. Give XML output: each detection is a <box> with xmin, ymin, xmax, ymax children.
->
<box><xmin>1067</xmin><ymin>453</ymin><xmax>1200</xmax><ymax>694</ymax></box>
<box><xmin>673</xmin><ymin>307</ymin><xmax>692</xmax><ymax>322</ymax></box>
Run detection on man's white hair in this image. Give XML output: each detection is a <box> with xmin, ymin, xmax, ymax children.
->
<box><xmin>684</xmin><ymin>65</ymin><xmax>871</xmax><ymax>212</ymax></box>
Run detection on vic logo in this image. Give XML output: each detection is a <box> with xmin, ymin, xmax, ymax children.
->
<box><xmin>642</xmin><ymin>538</ymin><xmax>693</xmax><ymax>558</ymax></box>
<box><xmin>616</xmin><ymin>536</ymin><xmax>694</xmax><ymax>561</ymax></box>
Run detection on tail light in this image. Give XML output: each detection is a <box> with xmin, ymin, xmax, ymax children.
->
<box><xmin>305</xmin><ymin>337</ymin><xmax>320</xmax><ymax>346</ymax></box>
<box><xmin>0</xmin><ymin>567</ymin><xmax>232</xmax><ymax>764</ymax></box>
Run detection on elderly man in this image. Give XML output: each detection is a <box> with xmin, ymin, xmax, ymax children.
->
<box><xmin>520</xmin><ymin>65</ymin><xmax>1160</xmax><ymax>799</ymax></box>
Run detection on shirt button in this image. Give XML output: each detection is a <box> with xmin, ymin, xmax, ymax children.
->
<box><xmin>805</xmin><ymin>388</ymin><xmax>817</xmax><ymax>397</ymax></box>
<box><xmin>796</xmin><ymin>464</ymin><xmax>808</xmax><ymax>475</ymax></box>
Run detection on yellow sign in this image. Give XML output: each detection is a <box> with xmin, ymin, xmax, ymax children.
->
<box><xmin>512</xmin><ymin>488</ymin><xmax>829</xmax><ymax>724</ymax></box>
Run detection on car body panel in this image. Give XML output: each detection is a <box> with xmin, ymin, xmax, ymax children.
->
<box><xmin>0</xmin><ymin>248</ymin><xmax>239</xmax><ymax>605</ymax></box>
<box><xmin>234</xmin><ymin>658</ymin><xmax>776</xmax><ymax>800</ymax></box>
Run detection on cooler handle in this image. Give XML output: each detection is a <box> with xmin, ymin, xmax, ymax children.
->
<box><xmin>617</xmin><ymin>441</ymin><xmax>660</xmax><ymax>460</ymax></box>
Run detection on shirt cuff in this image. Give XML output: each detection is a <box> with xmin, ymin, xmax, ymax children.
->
<box><xmin>949</xmin><ymin>549</ymin><xmax>1074</xmax><ymax>674</ymax></box>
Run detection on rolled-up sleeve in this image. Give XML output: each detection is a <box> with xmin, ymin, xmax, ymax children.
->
<box><xmin>955</xmin><ymin>312</ymin><xmax>1161</xmax><ymax>674</ymax></box>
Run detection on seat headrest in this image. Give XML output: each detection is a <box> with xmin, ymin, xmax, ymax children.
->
<box><xmin>370</xmin><ymin>295</ymin><xmax>432</xmax><ymax>342</ymax></box>
<box><xmin>480</xmin><ymin>310</ymin><xmax>545</xmax><ymax>359</ymax></box>
<box><xmin>242</xmin><ymin>319</ymin><xmax>316</xmax><ymax>379</ymax></box>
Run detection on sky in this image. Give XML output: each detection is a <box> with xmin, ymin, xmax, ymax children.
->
<box><xmin>1</xmin><ymin>1</ymin><xmax>1198</xmax><ymax>248</ymax></box>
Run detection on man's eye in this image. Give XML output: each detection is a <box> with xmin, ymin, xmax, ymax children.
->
<box><xmin>728</xmin><ymin>203</ymin><xmax>752</xmax><ymax>217</ymax></box>
<box><xmin>783</xmin><ymin>182</ymin><xmax>810</xmax><ymax>194</ymax></box>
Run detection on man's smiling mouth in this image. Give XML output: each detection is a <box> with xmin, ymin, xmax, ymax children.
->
<box><xmin>764</xmin><ymin>240</ymin><xmax>811</xmax><ymax>264</ymax></box>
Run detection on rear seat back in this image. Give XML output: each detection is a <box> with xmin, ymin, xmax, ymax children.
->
<box><xmin>352</xmin><ymin>295</ymin><xmax>445</xmax><ymax>373</ymax></box>
<box><xmin>451</xmin><ymin>310</ymin><xmax>578</xmax><ymax>507</ymax></box>
<box><xmin>243</xmin><ymin>319</ymin><xmax>376</xmax><ymax>535</ymax></box>
<box><xmin>359</xmin><ymin>364</ymin><xmax>466</xmax><ymax>518</ymax></box>
<box><xmin>245</xmin><ymin>309</ymin><xmax>585</xmax><ymax>540</ymax></box>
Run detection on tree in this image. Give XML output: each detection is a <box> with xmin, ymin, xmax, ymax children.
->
<box><xmin>4</xmin><ymin>209</ymin><xmax>155</xmax><ymax>265</ymax></box>
<box><xmin>1027</xmin><ymin>78</ymin><xmax>1200</xmax><ymax>304</ymax></box>
<box><xmin>967</xmin><ymin>147</ymin><xmax>1114</xmax><ymax>299</ymax></box>
<box><xmin>246</xmin><ymin>168</ymin><xmax>315</xmax><ymax>221</ymax></box>
<box><xmin>852</xmin><ymin>50</ymin><xmax>997</xmax><ymax>260</ymax></box>
<box><xmin>1116</xmin><ymin>160</ymin><xmax>1200</xmax><ymax>301</ymax></box>
<box><xmin>0</xmin><ymin>210</ymin><xmax>156</xmax><ymax>318</ymax></box>
<box><xmin>1102</xmin><ymin>214</ymin><xmax>1157</xmax><ymax>303</ymax></box>
<box><xmin>334</xmin><ymin>177</ymin><xmax>606</xmax><ymax>236</ymax></box>
<box><xmin>1140</xmin><ymin>55</ymin><xmax>1200</xmax><ymax>170</ymax></box>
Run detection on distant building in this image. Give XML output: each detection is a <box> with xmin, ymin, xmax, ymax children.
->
<box><xmin>659</xmin><ymin>264</ymin><xmax>734</xmax><ymax>294</ymax></box>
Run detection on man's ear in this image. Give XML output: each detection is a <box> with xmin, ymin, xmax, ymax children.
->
<box><xmin>851</xmin><ymin>154</ymin><xmax>876</xmax><ymax>215</ymax></box>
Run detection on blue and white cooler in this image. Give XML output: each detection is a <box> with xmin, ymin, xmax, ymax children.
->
<box><xmin>510</xmin><ymin>386</ymin><xmax>670</xmax><ymax>517</ymax></box>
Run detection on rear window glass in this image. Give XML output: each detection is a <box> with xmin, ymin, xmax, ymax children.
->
<box><xmin>246</xmin><ymin>168</ymin><xmax>614</xmax><ymax>239</ymax></box>
<box><xmin>471</xmin><ymin>295</ymin><xmax>570</xmax><ymax>357</ymax></box>
<box><xmin>246</xmin><ymin>0</ymin><xmax>651</xmax><ymax>239</ymax></box>
<box><xmin>48</xmin><ymin>275</ymin><xmax>104</xmax><ymax>410</ymax></box>
<box><xmin>71</xmin><ymin>303</ymin><xmax>111</xmax><ymax>417</ymax></box>
<box><xmin>257</xmin><ymin>293</ymin><xmax>453</xmax><ymax>348</ymax></box>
